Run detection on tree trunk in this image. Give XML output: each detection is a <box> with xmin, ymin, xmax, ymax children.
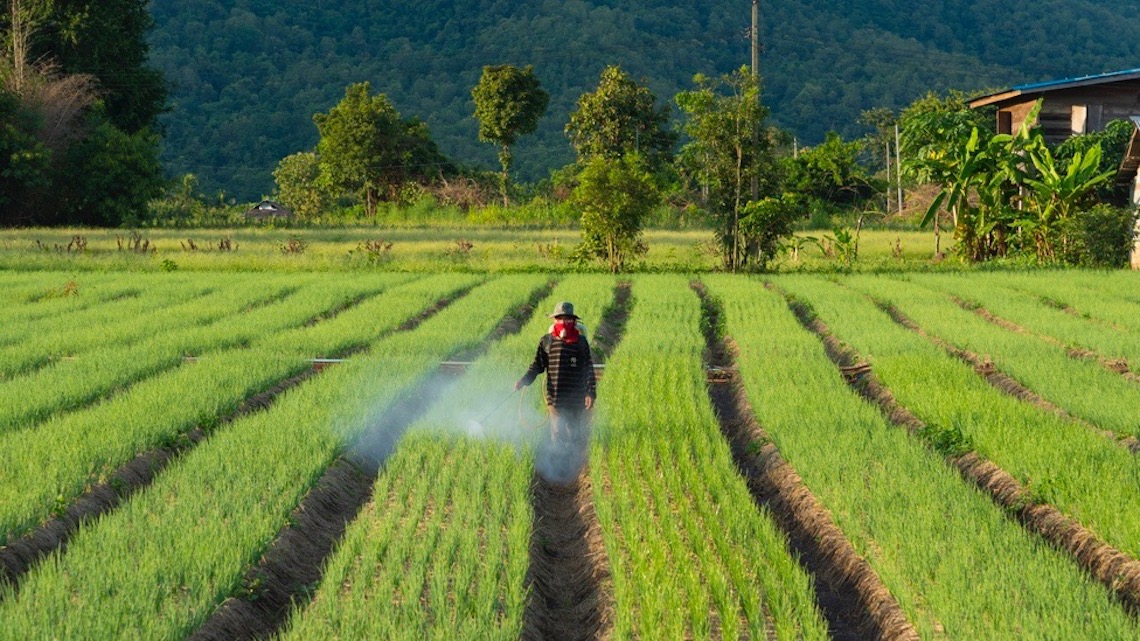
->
<box><xmin>733</xmin><ymin>147</ymin><xmax>743</xmax><ymax>272</ymax></box>
<box><xmin>498</xmin><ymin>144</ymin><xmax>512</xmax><ymax>207</ymax></box>
<box><xmin>9</xmin><ymin>0</ymin><xmax>35</xmax><ymax>94</ymax></box>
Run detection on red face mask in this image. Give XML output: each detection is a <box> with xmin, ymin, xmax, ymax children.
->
<box><xmin>552</xmin><ymin>320</ymin><xmax>580</xmax><ymax>343</ymax></box>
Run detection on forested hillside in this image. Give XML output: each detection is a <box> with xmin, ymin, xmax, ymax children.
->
<box><xmin>147</xmin><ymin>0</ymin><xmax>1140</xmax><ymax>199</ymax></box>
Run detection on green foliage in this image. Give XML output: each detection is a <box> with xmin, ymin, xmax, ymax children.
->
<box><xmin>1053</xmin><ymin>119</ymin><xmax>1134</xmax><ymax>200</ymax></box>
<box><xmin>0</xmin><ymin>0</ymin><xmax>165</xmax><ymax>227</ymax></box>
<box><xmin>0</xmin><ymin>89</ymin><xmax>51</xmax><ymax>219</ymax></box>
<box><xmin>471</xmin><ymin>64</ymin><xmax>549</xmax><ymax>204</ymax></box>
<box><xmin>784</xmin><ymin>132</ymin><xmax>876</xmax><ymax>206</ymax></box>
<box><xmin>54</xmin><ymin>116</ymin><xmax>165</xmax><ymax>227</ymax></box>
<box><xmin>32</xmin><ymin>0</ymin><xmax>167</xmax><ymax>134</ymax></box>
<box><xmin>144</xmin><ymin>0</ymin><xmax>1140</xmax><ymax>199</ymax></box>
<box><xmin>1059</xmin><ymin>204</ymin><xmax>1139</xmax><ymax>268</ymax></box>
<box><xmin>1019</xmin><ymin>133</ymin><xmax>1114</xmax><ymax>261</ymax></box>
<box><xmin>738</xmin><ymin>193</ymin><xmax>807</xmax><ymax>271</ymax></box>
<box><xmin>918</xmin><ymin>422</ymin><xmax>974</xmax><ymax>458</ymax></box>
<box><xmin>572</xmin><ymin>154</ymin><xmax>658</xmax><ymax>272</ymax></box>
<box><xmin>565</xmin><ymin>65</ymin><xmax>676</xmax><ymax>171</ymax></box>
<box><xmin>273</xmin><ymin>152</ymin><xmax>327</xmax><ymax>220</ymax></box>
<box><xmin>145</xmin><ymin>176</ymin><xmax>248</xmax><ymax>228</ymax></box>
<box><xmin>903</xmin><ymin>96</ymin><xmax>1118</xmax><ymax>265</ymax></box>
<box><xmin>899</xmin><ymin>91</ymin><xmax>994</xmax><ymax>185</ymax></box>
<box><xmin>676</xmin><ymin>67</ymin><xmax>777</xmax><ymax>271</ymax></box>
<box><xmin>314</xmin><ymin>82</ymin><xmax>452</xmax><ymax>217</ymax></box>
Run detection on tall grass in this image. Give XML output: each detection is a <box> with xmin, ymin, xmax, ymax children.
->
<box><xmin>711</xmin><ymin>275</ymin><xmax>1135</xmax><ymax>638</ymax></box>
<box><xmin>589</xmin><ymin>275</ymin><xmax>827</xmax><ymax>639</ymax></box>
<box><xmin>278</xmin><ymin>275</ymin><xmax>615</xmax><ymax>638</ymax></box>
<box><xmin>779</xmin><ymin>276</ymin><xmax>1140</xmax><ymax>567</ymax></box>
<box><xmin>0</xmin><ymin>275</ymin><xmax>546</xmax><ymax>639</ymax></box>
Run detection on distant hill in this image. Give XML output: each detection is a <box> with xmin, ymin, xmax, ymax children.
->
<box><xmin>147</xmin><ymin>0</ymin><xmax>1140</xmax><ymax>200</ymax></box>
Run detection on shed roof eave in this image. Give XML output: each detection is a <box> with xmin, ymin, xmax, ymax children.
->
<box><xmin>969</xmin><ymin>89</ymin><xmax>1023</xmax><ymax>109</ymax></box>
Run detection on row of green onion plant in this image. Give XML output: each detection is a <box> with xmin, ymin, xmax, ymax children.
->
<box><xmin>710</xmin><ymin>274</ymin><xmax>1135</xmax><ymax>639</ymax></box>
<box><xmin>588</xmin><ymin>274</ymin><xmax>828</xmax><ymax>640</ymax></box>
<box><xmin>778</xmin><ymin>276</ymin><xmax>1140</xmax><ymax>569</ymax></box>
<box><xmin>277</xmin><ymin>275</ymin><xmax>616</xmax><ymax>639</ymax></box>
<box><xmin>0</xmin><ymin>275</ymin><xmax>545</xmax><ymax>639</ymax></box>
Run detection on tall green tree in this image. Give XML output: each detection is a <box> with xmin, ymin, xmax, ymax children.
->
<box><xmin>676</xmin><ymin>66</ymin><xmax>778</xmax><ymax>271</ymax></box>
<box><xmin>1</xmin><ymin>0</ymin><xmax>164</xmax><ymax>226</ymax></box>
<box><xmin>785</xmin><ymin>132</ymin><xmax>875</xmax><ymax>206</ymax></box>
<box><xmin>572</xmin><ymin>153</ymin><xmax>659</xmax><ymax>272</ymax></box>
<box><xmin>314</xmin><ymin>82</ymin><xmax>450</xmax><ymax>217</ymax></box>
<box><xmin>900</xmin><ymin>91</ymin><xmax>995</xmax><ymax>254</ymax></box>
<box><xmin>34</xmin><ymin>0</ymin><xmax>167</xmax><ymax>134</ymax></box>
<box><xmin>53</xmin><ymin>113</ymin><xmax>164</xmax><ymax>226</ymax></box>
<box><xmin>0</xmin><ymin>88</ymin><xmax>50</xmax><ymax>222</ymax></box>
<box><xmin>565</xmin><ymin>65</ymin><xmax>676</xmax><ymax>170</ymax></box>
<box><xmin>471</xmin><ymin>64</ymin><xmax>548</xmax><ymax>205</ymax></box>
<box><xmin>274</xmin><ymin>151</ymin><xmax>327</xmax><ymax>220</ymax></box>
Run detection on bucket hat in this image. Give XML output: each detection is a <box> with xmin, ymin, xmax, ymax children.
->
<box><xmin>549</xmin><ymin>301</ymin><xmax>579</xmax><ymax>319</ymax></box>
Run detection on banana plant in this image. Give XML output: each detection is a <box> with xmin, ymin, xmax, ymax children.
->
<box><xmin>1018</xmin><ymin>141</ymin><xmax>1113</xmax><ymax>260</ymax></box>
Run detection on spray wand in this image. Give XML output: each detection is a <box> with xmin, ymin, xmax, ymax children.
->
<box><xmin>477</xmin><ymin>388</ymin><xmax>519</xmax><ymax>425</ymax></box>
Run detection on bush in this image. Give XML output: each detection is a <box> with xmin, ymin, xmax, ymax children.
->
<box><xmin>1061</xmin><ymin>204</ymin><xmax>1138</xmax><ymax>268</ymax></box>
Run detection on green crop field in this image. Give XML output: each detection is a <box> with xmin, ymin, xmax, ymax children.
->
<box><xmin>0</xmin><ymin>227</ymin><xmax>949</xmax><ymax>273</ymax></box>
<box><xmin>2</xmin><ymin>267</ymin><xmax>1139</xmax><ymax>639</ymax></box>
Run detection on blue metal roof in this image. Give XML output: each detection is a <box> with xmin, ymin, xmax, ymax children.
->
<box><xmin>1013</xmin><ymin>67</ymin><xmax>1140</xmax><ymax>92</ymax></box>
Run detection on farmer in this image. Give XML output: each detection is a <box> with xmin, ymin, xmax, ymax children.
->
<box><xmin>516</xmin><ymin>301</ymin><xmax>597</xmax><ymax>483</ymax></box>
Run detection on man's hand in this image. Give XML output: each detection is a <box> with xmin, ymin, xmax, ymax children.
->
<box><xmin>514</xmin><ymin>380</ymin><xmax>525</xmax><ymax>391</ymax></box>
<box><xmin>584</xmin><ymin>396</ymin><xmax>594</xmax><ymax>410</ymax></box>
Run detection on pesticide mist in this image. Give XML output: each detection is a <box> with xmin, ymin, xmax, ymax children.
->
<box><xmin>451</xmin><ymin>369</ymin><xmax>591</xmax><ymax>485</ymax></box>
<box><xmin>332</xmin><ymin>355</ymin><xmax>592</xmax><ymax>481</ymax></box>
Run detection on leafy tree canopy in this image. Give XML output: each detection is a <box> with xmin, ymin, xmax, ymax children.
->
<box><xmin>566</xmin><ymin>65</ymin><xmax>676</xmax><ymax>170</ymax></box>
<box><xmin>314</xmin><ymin>82</ymin><xmax>452</xmax><ymax>216</ymax></box>
<box><xmin>471</xmin><ymin>64</ymin><xmax>548</xmax><ymax>203</ymax></box>
<box><xmin>572</xmin><ymin>153</ymin><xmax>658</xmax><ymax>272</ymax></box>
<box><xmin>676</xmin><ymin>67</ymin><xmax>779</xmax><ymax>270</ymax></box>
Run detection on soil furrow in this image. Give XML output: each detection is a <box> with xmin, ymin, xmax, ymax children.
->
<box><xmin>880</xmin><ymin>299</ymin><xmax>1140</xmax><ymax>454</ymax></box>
<box><xmin>0</xmin><ymin>367</ymin><xmax>318</xmax><ymax>599</ymax></box>
<box><xmin>951</xmin><ymin>296</ymin><xmax>1140</xmax><ymax>386</ymax></box>
<box><xmin>4</xmin><ymin>285</ymin><xmax>380</xmax><ymax>436</ymax></box>
<box><xmin>0</xmin><ymin>284</ymin><xmax>474</xmax><ymax>600</ymax></box>
<box><xmin>189</xmin><ymin>280</ymin><xmax>554</xmax><ymax>641</ymax></box>
<box><xmin>1034</xmin><ymin>294</ymin><xmax>1132</xmax><ymax>333</ymax></box>
<box><xmin>522</xmin><ymin>282</ymin><xmax>627</xmax><ymax>641</ymax></box>
<box><xmin>696</xmin><ymin>283</ymin><xmax>918</xmax><ymax>641</ymax></box>
<box><xmin>781</xmin><ymin>294</ymin><xmax>1140</xmax><ymax>616</ymax></box>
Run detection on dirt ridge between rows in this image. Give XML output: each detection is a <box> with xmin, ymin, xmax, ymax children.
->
<box><xmin>1035</xmin><ymin>293</ymin><xmax>1133</xmax><ymax>334</ymax></box>
<box><xmin>781</xmin><ymin>294</ymin><xmax>1140</xmax><ymax>617</ymax></box>
<box><xmin>521</xmin><ymin>282</ymin><xmax>628</xmax><ymax>641</ymax></box>
<box><xmin>0</xmin><ymin>285</ymin><xmax>461</xmax><ymax>600</ymax></box>
<box><xmin>189</xmin><ymin>279</ymin><xmax>555</xmax><ymax>641</ymax></box>
<box><xmin>950</xmin><ymin>295</ymin><xmax>1140</xmax><ymax>388</ymax></box>
<box><xmin>881</xmin><ymin>298</ymin><xmax>1140</xmax><ymax>455</ymax></box>
<box><xmin>0</xmin><ymin>366</ymin><xmax>319</xmax><ymax>601</ymax></box>
<box><xmin>695</xmin><ymin>283</ymin><xmax>918</xmax><ymax>641</ymax></box>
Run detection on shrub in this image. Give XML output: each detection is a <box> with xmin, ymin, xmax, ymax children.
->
<box><xmin>1060</xmin><ymin>204</ymin><xmax>1138</xmax><ymax>268</ymax></box>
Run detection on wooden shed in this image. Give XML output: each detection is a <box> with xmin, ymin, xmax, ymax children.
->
<box><xmin>974</xmin><ymin>70</ymin><xmax>1140</xmax><ymax>269</ymax></box>
<box><xmin>244</xmin><ymin>200</ymin><xmax>294</xmax><ymax>221</ymax></box>
<box><xmin>970</xmin><ymin>68</ymin><xmax>1140</xmax><ymax>144</ymax></box>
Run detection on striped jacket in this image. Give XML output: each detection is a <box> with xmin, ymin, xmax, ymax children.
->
<box><xmin>520</xmin><ymin>333</ymin><xmax>596</xmax><ymax>408</ymax></box>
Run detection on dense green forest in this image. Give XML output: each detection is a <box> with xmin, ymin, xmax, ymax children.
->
<box><xmin>147</xmin><ymin>0</ymin><xmax>1140</xmax><ymax>200</ymax></box>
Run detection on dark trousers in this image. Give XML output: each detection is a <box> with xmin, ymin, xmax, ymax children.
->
<box><xmin>536</xmin><ymin>404</ymin><xmax>590</xmax><ymax>484</ymax></box>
